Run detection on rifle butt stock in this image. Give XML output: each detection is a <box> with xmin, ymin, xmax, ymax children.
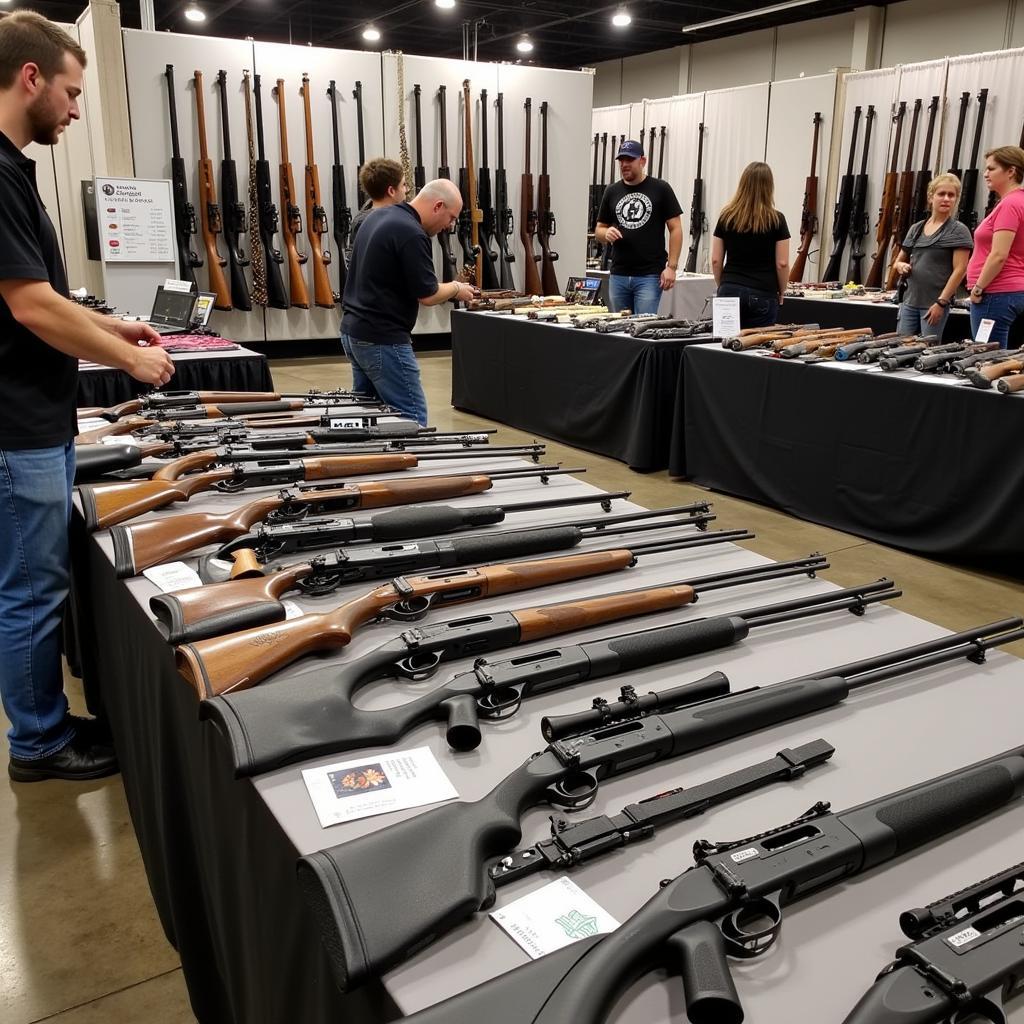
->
<box><xmin>81</xmin><ymin>472</ymin><xmax>227</xmax><ymax>531</ymax></box>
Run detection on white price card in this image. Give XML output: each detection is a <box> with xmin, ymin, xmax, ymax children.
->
<box><xmin>77</xmin><ymin>417</ymin><xmax>109</xmax><ymax>434</ymax></box>
<box><xmin>302</xmin><ymin>746</ymin><xmax>458</xmax><ymax>828</ymax></box>
<box><xmin>975</xmin><ymin>318</ymin><xmax>995</xmax><ymax>343</ymax></box>
<box><xmin>142</xmin><ymin>562</ymin><xmax>204</xmax><ymax>593</ymax></box>
<box><xmin>490</xmin><ymin>877</ymin><xmax>620</xmax><ymax>959</ymax></box>
<box><xmin>712</xmin><ymin>296</ymin><xmax>742</xmax><ymax>339</ymax></box>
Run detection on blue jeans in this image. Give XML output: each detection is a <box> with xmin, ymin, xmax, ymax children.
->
<box><xmin>896</xmin><ymin>303</ymin><xmax>949</xmax><ymax>340</ymax></box>
<box><xmin>609</xmin><ymin>274</ymin><xmax>662</xmax><ymax>315</ymax></box>
<box><xmin>343</xmin><ymin>334</ymin><xmax>428</xmax><ymax>426</ymax></box>
<box><xmin>716</xmin><ymin>283</ymin><xmax>779</xmax><ymax>329</ymax></box>
<box><xmin>969</xmin><ymin>291</ymin><xmax>1024</xmax><ymax>348</ymax></box>
<box><xmin>340</xmin><ymin>332</ymin><xmax>375</xmax><ymax>399</ymax></box>
<box><xmin>0</xmin><ymin>443</ymin><xmax>76</xmax><ymax>760</ymax></box>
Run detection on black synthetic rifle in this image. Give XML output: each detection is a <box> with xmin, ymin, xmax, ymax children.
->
<box><xmin>492</xmin><ymin>93</ymin><xmax>515</xmax><ymax>289</ymax></box>
<box><xmin>683</xmin><ymin>122</ymin><xmax>705</xmax><ymax>273</ymax></box>
<box><xmin>352</xmin><ymin>80</ymin><xmax>366</xmax><ymax>209</ymax></box>
<box><xmin>326</xmin><ymin>81</ymin><xmax>350</xmax><ymax>294</ymax></box>
<box><xmin>648</xmin><ymin>125</ymin><xmax>656</xmax><ymax>163</ymax></box>
<box><xmin>947</xmin><ymin>91</ymin><xmax>970</xmax><ymax>179</ymax></box>
<box><xmin>960</xmin><ymin>87</ymin><xmax>989</xmax><ymax>233</ymax></box>
<box><xmin>477</xmin><ymin>89</ymin><xmax>500</xmax><ymax>289</ymax></box>
<box><xmin>397</xmin><ymin>745</ymin><xmax>1024</xmax><ymax>1024</ymax></box>
<box><xmin>163</xmin><ymin>65</ymin><xmax>201</xmax><ymax>289</ymax></box>
<box><xmin>436</xmin><ymin>86</ymin><xmax>459</xmax><ymax>284</ymax></box>
<box><xmin>171</xmin><ymin>428</ymin><xmax>494</xmax><ymax>456</ymax></box>
<box><xmin>215</xmin><ymin>70</ymin><xmax>252</xmax><ymax>311</ymax></box>
<box><xmin>913</xmin><ymin>341</ymin><xmax>999</xmax><ymax>372</ymax></box>
<box><xmin>865</xmin><ymin>101</ymin><xmax>907</xmax><ymax>289</ymax></box>
<box><xmin>600</xmin><ymin>133</ymin><xmax>616</xmax><ymax>272</ymax></box>
<box><xmin>588</xmin><ymin>134</ymin><xmax>600</xmax><ymax>233</ymax></box>
<box><xmin>844</xmin><ymin>861</ymin><xmax>1024</xmax><ymax>1023</ymax></box>
<box><xmin>911</xmin><ymin>95</ymin><xmax>940</xmax><ymax>224</ymax></box>
<box><xmin>846</xmin><ymin>105</ymin><xmax>876</xmax><ymax>284</ymax></box>
<box><xmin>297</xmin><ymin>616</ymin><xmax>1024</xmax><ymax>992</ymax></box>
<box><xmin>206</xmin><ymin>573</ymin><xmax>905</xmax><ymax>780</ymax></box>
<box><xmin>412</xmin><ymin>83</ymin><xmax>426</xmax><ymax>194</ymax></box>
<box><xmin>657</xmin><ymin>125</ymin><xmax>666</xmax><ymax>177</ymax></box>
<box><xmin>536</xmin><ymin>101</ymin><xmax>559</xmax><ymax>295</ymax></box>
<box><xmin>823</xmin><ymin>104</ymin><xmax>861</xmax><ymax>282</ymax></box>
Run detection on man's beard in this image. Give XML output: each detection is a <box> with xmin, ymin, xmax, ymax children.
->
<box><xmin>27</xmin><ymin>90</ymin><xmax>64</xmax><ymax>146</ymax></box>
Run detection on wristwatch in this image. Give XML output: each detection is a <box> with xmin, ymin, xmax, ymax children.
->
<box><xmin>971</xmin><ymin>285</ymin><xmax>984</xmax><ymax>298</ymax></box>
<box><xmin>935</xmin><ymin>297</ymin><xmax>949</xmax><ymax>308</ymax></box>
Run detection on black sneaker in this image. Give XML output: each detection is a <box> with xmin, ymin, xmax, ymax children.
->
<box><xmin>8</xmin><ymin>732</ymin><xmax>119</xmax><ymax>783</ymax></box>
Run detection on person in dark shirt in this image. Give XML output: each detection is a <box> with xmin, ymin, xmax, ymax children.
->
<box><xmin>341</xmin><ymin>178</ymin><xmax>475</xmax><ymax>423</ymax></box>
<box><xmin>711</xmin><ymin>161</ymin><xmax>791</xmax><ymax>328</ymax></box>
<box><xmin>595</xmin><ymin>139</ymin><xmax>683</xmax><ymax>315</ymax></box>
<box><xmin>0</xmin><ymin>13</ymin><xmax>174</xmax><ymax>782</ymax></box>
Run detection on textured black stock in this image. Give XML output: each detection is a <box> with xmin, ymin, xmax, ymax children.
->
<box><xmin>151</xmin><ymin>595</ymin><xmax>283</xmax><ymax>644</ymax></box>
<box><xmin>671</xmin><ymin>922</ymin><xmax>743</xmax><ymax>1024</ymax></box>
<box><xmin>435</xmin><ymin>525</ymin><xmax>580</xmax><ymax>562</ymax></box>
<box><xmin>597</xmin><ymin>616</ymin><xmax>747</xmax><ymax>674</ymax></box>
<box><xmin>366</xmin><ymin>503</ymin><xmax>506</xmax><ymax>539</ymax></box>
<box><xmin>74</xmin><ymin>444</ymin><xmax>143</xmax><ymax>483</ymax></box>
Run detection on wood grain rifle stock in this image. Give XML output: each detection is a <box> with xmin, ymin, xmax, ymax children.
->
<box><xmin>777</xmin><ymin>330</ymin><xmax>872</xmax><ymax>358</ymax></box>
<box><xmin>865</xmin><ymin>101</ymin><xmax>906</xmax><ymax>289</ymax></box>
<box><xmin>192</xmin><ymin>70</ymin><xmax>232</xmax><ymax>310</ymax></box>
<box><xmin>462</xmin><ymin>79</ymin><xmax>483</xmax><ymax>287</ymax></box>
<box><xmin>302</xmin><ymin>74</ymin><xmax>335</xmax><ymax>308</ymax></box>
<box><xmin>273</xmin><ymin>78</ymin><xmax>310</xmax><ymax>309</ymax></box>
<box><xmin>725</xmin><ymin>326</ymin><xmax>844</xmax><ymax>352</ymax></box>
<box><xmin>965</xmin><ymin>357</ymin><xmax>1024</xmax><ymax>389</ymax></box>
<box><xmin>884</xmin><ymin>97</ymin><xmax>922</xmax><ymax>290</ymax></box>
<box><xmin>79</xmin><ymin>390</ymin><xmax>282</xmax><ymax>422</ymax></box>
<box><xmin>789</xmin><ymin>112</ymin><xmax>822</xmax><ymax>283</ymax></box>
<box><xmin>996</xmin><ymin>371</ymin><xmax>1024</xmax><ymax>393</ymax></box>
<box><xmin>520</xmin><ymin>99</ymin><xmax>543</xmax><ymax>296</ymax></box>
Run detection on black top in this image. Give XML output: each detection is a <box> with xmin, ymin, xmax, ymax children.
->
<box><xmin>597</xmin><ymin>176</ymin><xmax>683</xmax><ymax>276</ymax></box>
<box><xmin>341</xmin><ymin>203</ymin><xmax>438</xmax><ymax>345</ymax></box>
<box><xmin>714</xmin><ymin>212</ymin><xmax>791</xmax><ymax>296</ymax></box>
<box><xmin>0</xmin><ymin>131</ymin><xmax>74</xmax><ymax>448</ymax></box>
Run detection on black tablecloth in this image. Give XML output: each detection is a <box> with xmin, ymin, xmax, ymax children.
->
<box><xmin>72</xmin><ymin>526</ymin><xmax>397</xmax><ymax>1024</ymax></box>
<box><xmin>76</xmin><ymin>348</ymin><xmax>274</xmax><ymax>408</ymax></box>
<box><xmin>783</xmin><ymin>296</ymin><xmax>974</xmax><ymax>342</ymax></box>
<box><xmin>451</xmin><ymin>310</ymin><xmax>692</xmax><ymax>472</ymax></box>
<box><xmin>681</xmin><ymin>344</ymin><xmax>1024</xmax><ymax>573</ymax></box>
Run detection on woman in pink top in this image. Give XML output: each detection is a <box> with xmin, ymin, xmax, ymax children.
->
<box><xmin>967</xmin><ymin>145</ymin><xmax>1024</xmax><ymax>347</ymax></box>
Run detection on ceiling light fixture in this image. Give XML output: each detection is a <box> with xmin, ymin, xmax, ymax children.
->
<box><xmin>516</xmin><ymin>35</ymin><xmax>534</xmax><ymax>53</ymax></box>
<box><xmin>362</xmin><ymin>25</ymin><xmax>382</xmax><ymax>41</ymax></box>
<box><xmin>682</xmin><ymin>0</ymin><xmax>821</xmax><ymax>32</ymax></box>
<box><xmin>612</xmin><ymin>10</ymin><xmax>631</xmax><ymax>27</ymax></box>
<box><xmin>435</xmin><ymin>0</ymin><xmax>456</xmax><ymax>8</ymax></box>
<box><xmin>184</xmin><ymin>6</ymin><xmax>206</xmax><ymax>22</ymax></box>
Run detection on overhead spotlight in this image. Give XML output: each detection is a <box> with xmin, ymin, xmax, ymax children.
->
<box><xmin>184</xmin><ymin>5</ymin><xmax>206</xmax><ymax>22</ymax></box>
<box><xmin>516</xmin><ymin>35</ymin><xmax>534</xmax><ymax>53</ymax></box>
<box><xmin>362</xmin><ymin>25</ymin><xmax>382</xmax><ymax>41</ymax></box>
<box><xmin>435</xmin><ymin>0</ymin><xmax>456</xmax><ymax>8</ymax></box>
<box><xmin>612</xmin><ymin>10</ymin><xmax>631</xmax><ymax>26</ymax></box>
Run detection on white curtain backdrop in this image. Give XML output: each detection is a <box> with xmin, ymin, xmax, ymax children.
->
<box><xmin>891</xmin><ymin>59</ymin><xmax>949</xmax><ymax>186</ymax></box>
<box><xmin>642</xmin><ymin>93</ymin><xmax>705</xmax><ymax>224</ymax></box>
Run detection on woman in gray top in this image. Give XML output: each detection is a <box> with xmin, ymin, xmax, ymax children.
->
<box><xmin>892</xmin><ymin>173</ymin><xmax>973</xmax><ymax>339</ymax></box>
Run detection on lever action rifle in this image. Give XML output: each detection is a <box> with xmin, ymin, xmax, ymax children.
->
<box><xmin>352</xmin><ymin>81</ymin><xmax>366</xmax><ymax>208</ymax></box>
<box><xmin>214</xmin><ymin>70</ymin><xmax>251</xmax><ymax>311</ymax></box>
<box><xmin>790</xmin><ymin>112</ymin><xmax>823</xmax><ymax>283</ymax></box>
<box><xmin>436</xmin><ymin>85</ymin><xmax>459</xmax><ymax>284</ymax></box>
<box><xmin>460</xmin><ymin>79</ymin><xmax>483</xmax><ymax>287</ymax></box>
<box><xmin>823</xmin><ymin>105</ymin><xmax>861</xmax><ymax>282</ymax></box>
<box><xmin>911</xmin><ymin>95</ymin><xmax>940</xmax><ymax>224</ymax></box>
<box><xmin>536</xmin><ymin>100</ymin><xmax>560</xmax><ymax>294</ymax></box>
<box><xmin>865</xmin><ymin>100</ymin><xmax>906</xmax><ymax>289</ymax></box>
<box><xmin>960</xmin><ymin>87</ymin><xmax>989</xmax><ymax>233</ymax></box>
<box><xmin>393</xmin><ymin>745</ymin><xmax>1024</xmax><ymax>1024</ymax></box>
<box><xmin>301</xmin><ymin>74</ymin><xmax>335</xmax><ymax>308</ymax></box>
<box><xmin>684</xmin><ymin>122</ymin><xmax>705</xmax><ymax>274</ymax></box>
<box><xmin>846</xmin><ymin>106</ymin><xmax>876</xmax><ymax>285</ymax></box>
<box><xmin>477</xmin><ymin>88</ymin><xmax>500</xmax><ymax>289</ymax></box>
<box><xmin>164</xmin><ymin>65</ymin><xmax>201</xmax><ymax>290</ymax></box>
<box><xmin>192</xmin><ymin>70</ymin><xmax>231</xmax><ymax>310</ymax></box>
<box><xmin>273</xmin><ymin>78</ymin><xmax>309</xmax><ymax>308</ymax></box>
<box><xmin>884</xmin><ymin>97</ymin><xmax>922</xmax><ymax>290</ymax></box>
<box><xmin>843</xmin><ymin>860</ymin><xmax>1024</xmax><ymax>1023</ymax></box>
<box><xmin>249</xmin><ymin>74</ymin><xmax>288</xmax><ymax>309</ymax></box>
<box><xmin>298</xmin><ymin>617</ymin><xmax>1024</xmax><ymax>993</ymax></box>
<box><xmin>109</xmin><ymin>465</ymin><xmax>573</xmax><ymax>577</ymax></box>
<box><xmin>326</xmin><ymin>81</ymin><xmax>350</xmax><ymax>293</ymax></box>
<box><xmin>520</xmin><ymin>99</ymin><xmax>543</xmax><ymax>295</ymax></box>
<box><xmin>493</xmin><ymin>93</ymin><xmax>515</xmax><ymax>289</ymax></box>
<box><xmin>173</xmin><ymin>533</ymin><xmax>757</xmax><ymax>699</ymax></box>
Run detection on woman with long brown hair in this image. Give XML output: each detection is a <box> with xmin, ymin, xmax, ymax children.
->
<box><xmin>711</xmin><ymin>162</ymin><xmax>790</xmax><ymax>328</ymax></box>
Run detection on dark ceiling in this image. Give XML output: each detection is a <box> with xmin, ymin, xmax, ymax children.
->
<box><xmin>19</xmin><ymin>0</ymin><xmax>874</xmax><ymax>69</ymax></box>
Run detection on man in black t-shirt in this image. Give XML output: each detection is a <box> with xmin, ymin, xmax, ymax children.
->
<box><xmin>341</xmin><ymin>178</ymin><xmax>476</xmax><ymax>423</ymax></box>
<box><xmin>0</xmin><ymin>13</ymin><xmax>174</xmax><ymax>783</ymax></box>
<box><xmin>596</xmin><ymin>139</ymin><xmax>683</xmax><ymax>315</ymax></box>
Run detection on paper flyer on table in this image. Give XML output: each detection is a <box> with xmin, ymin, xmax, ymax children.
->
<box><xmin>302</xmin><ymin>746</ymin><xmax>458</xmax><ymax>828</ymax></box>
<box><xmin>490</xmin><ymin>876</ymin><xmax>620</xmax><ymax>959</ymax></box>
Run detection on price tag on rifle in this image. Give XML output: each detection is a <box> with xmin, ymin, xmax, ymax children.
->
<box><xmin>975</xmin><ymin>318</ymin><xmax>995</xmax><ymax>344</ymax></box>
<box><xmin>327</xmin><ymin>416</ymin><xmax>376</xmax><ymax>429</ymax></box>
<box><xmin>712</xmin><ymin>296</ymin><xmax>741</xmax><ymax>339</ymax></box>
<box><xmin>142</xmin><ymin>562</ymin><xmax>204</xmax><ymax>593</ymax></box>
<box><xmin>490</xmin><ymin>877</ymin><xmax>619</xmax><ymax>959</ymax></box>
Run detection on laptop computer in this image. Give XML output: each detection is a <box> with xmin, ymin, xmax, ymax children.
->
<box><xmin>145</xmin><ymin>287</ymin><xmax>198</xmax><ymax>336</ymax></box>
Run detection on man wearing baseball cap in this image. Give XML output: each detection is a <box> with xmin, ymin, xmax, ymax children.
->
<box><xmin>595</xmin><ymin>138</ymin><xmax>683</xmax><ymax>315</ymax></box>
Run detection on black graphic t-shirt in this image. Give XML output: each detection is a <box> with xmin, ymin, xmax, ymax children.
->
<box><xmin>597</xmin><ymin>176</ymin><xmax>683</xmax><ymax>276</ymax></box>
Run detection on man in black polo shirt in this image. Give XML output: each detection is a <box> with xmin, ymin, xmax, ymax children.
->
<box><xmin>0</xmin><ymin>12</ymin><xmax>174</xmax><ymax>782</ymax></box>
<box><xmin>342</xmin><ymin>178</ymin><xmax>476</xmax><ymax>424</ymax></box>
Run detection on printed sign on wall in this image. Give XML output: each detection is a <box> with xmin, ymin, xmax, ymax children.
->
<box><xmin>95</xmin><ymin>177</ymin><xmax>175</xmax><ymax>263</ymax></box>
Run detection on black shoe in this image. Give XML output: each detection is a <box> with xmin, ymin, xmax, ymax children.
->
<box><xmin>8</xmin><ymin>733</ymin><xmax>119</xmax><ymax>783</ymax></box>
<box><xmin>68</xmin><ymin>713</ymin><xmax>114</xmax><ymax>749</ymax></box>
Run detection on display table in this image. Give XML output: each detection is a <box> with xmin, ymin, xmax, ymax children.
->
<box><xmin>76</xmin><ymin>345</ymin><xmax>273</xmax><ymax>408</ymax></box>
<box><xmin>680</xmin><ymin>343</ymin><xmax>1024</xmax><ymax>573</ymax></box>
<box><xmin>783</xmin><ymin>294</ymin><xmax>974</xmax><ymax>340</ymax></box>
<box><xmin>451</xmin><ymin>309</ymin><xmax>696</xmax><ymax>471</ymax></box>
<box><xmin>659</xmin><ymin>272</ymin><xmax>716</xmax><ymax>319</ymax></box>
<box><xmin>71</xmin><ymin>456</ymin><xmax>1024</xmax><ymax>1023</ymax></box>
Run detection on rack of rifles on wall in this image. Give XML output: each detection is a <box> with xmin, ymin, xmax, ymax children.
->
<box><xmin>165</xmin><ymin>65</ymin><xmax>562</xmax><ymax>306</ymax></box>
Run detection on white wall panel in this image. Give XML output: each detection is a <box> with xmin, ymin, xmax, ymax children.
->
<box><xmin>619</xmin><ymin>47</ymin><xmax>684</xmax><ymax>104</ymax></box>
<box><xmin>774</xmin><ymin>13</ymin><xmax>856</xmax><ymax>80</ymax></box>
<box><xmin>689</xmin><ymin>30</ymin><xmax>775</xmax><ymax>92</ymax></box>
<box><xmin>881</xmin><ymin>0</ymin><xmax>1011</xmax><ymax>67</ymax></box>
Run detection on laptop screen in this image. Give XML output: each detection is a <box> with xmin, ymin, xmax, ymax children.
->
<box><xmin>150</xmin><ymin>288</ymin><xmax>196</xmax><ymax>327</ymax></box>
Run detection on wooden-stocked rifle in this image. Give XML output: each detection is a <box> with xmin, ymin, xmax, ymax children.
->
<box><xmin>192</xmin><ymin>70</ymin><xmax>231</xmax><ymax>310</ymax></box>
<box><xmin>301</xmin><ymin>74</ymin><xmax>335</xmax><ymax>308</ymax></box>
<box><xmin>536</xmin><ymin>100</ymin><xmax>560</xmax><ymax>294</ymax></box>
<box><xmin>960</xmin><ymin>87</ymin><xmax>988</xmax><ymax>232</ymax></box>
<box><xmin>492</xmin><ymin>92</ymin><xmax>515</xmax><ymax>289</ymax></box>
<box><xmin>864</xmin><ymin>100</ymin><xmax>906</xmax><ymax>289</ymax></box>
<box><xmin>683</xmin><ymin>122</ymin><xmax>705</xmax><ymax>273</ymax></box>
<box><xmin>846</xmin><ymin>105</ymin><xmax>875</xmax><ymax>284</ymax></box>
<box><xmin>822</xmin><ymin>105</ymin><xmax>861</xmax><ymax>282</ymax></box>
<box><xmin>476</xmin><ymin>88</ymin><xmax>500</xmax><ymax>289</ymax></box>
<box><xmin>436</xmin><ymin>85</ymin><xmax>459</xmax><ymax>284</ymax></box>
<box><xmin>214</xmin><ymin>70</ymin><xmax>251</xmax><ymax>310</ymax></box>
<box><xmin>519</xmin><ymin>99</ymin><xmax>543</xmax><ymax>295</ymax></box>
<box><xmin>326</xmin><ymin>80</ymin><xmax>350</xmax><ymax>293</ymax></box>
<box><xmin>248</xmin><ymin>74</ymin><xmax>288</xmax><ymax>309</ymax></box>
<box><xmin>272</xmin><ymin>78</ymin><xmax>310</xmax><ymax>309</ymax></box>
<box><xmin>790</xmin><ymin>111</ymin><xmax>822</xmax><ymax>283</ymax></box>
<box><xmin>459</xmin><ymin>79</ymin><xmax>483</xmax><ymax>286</ymax></box>
<box><xmin>911</xmin><ymin>95</ymin><xmax>940</xmax><ymax>223</ymax></box>
<box><xmin>884</xmin><ymin>97</ymin><xmax>922</xmax><ymax>289</ymax></box>
<box><xmin>79</xmin><ymin>389</ymin><xmax>282</xmax><ymax>422</ymax></box>
<box><xmin>163</xmin><ymin>65</ymin><xmax>201</xmax><ymax>290</ymax></box>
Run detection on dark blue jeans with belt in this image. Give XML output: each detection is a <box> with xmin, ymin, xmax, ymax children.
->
<box><xmin>716</xmin><ymin>282</ymin><xmax>779</xmax><ymax>329</ymax></box>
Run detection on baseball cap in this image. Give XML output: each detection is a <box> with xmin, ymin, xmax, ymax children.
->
<box><xmin>616</xmin><ymin>139</ymin><xmax>644</xmax><ymax>159</ymax></box>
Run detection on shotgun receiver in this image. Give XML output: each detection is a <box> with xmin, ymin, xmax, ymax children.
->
<box><xmin>537</xmin><ymin>101</ymin><xmax>560</xmax><ymax>295</ymax></box>
<box><xmin>250</xmin><ymin>73</ymin><xmax>289</xmax><ymax>309</ymax></box>
<box><xmin>214</xmin><ymin>70</ymin><xmax>251</xmax><ymax>311</ymax></box>
<box><xmin>884</xmin><ymin>97</ymin><xmax>922</xmax><ymax>290</ymax></box>
<box><xmin>865</xmin><ymin>101</ymin><xmax>906</xmax><ymax>289</ymax></box>
<box><xmin>520</xmin><ymin>99</ymin><xmax>543</xmax><ymax>295</ymax></box>
<box><xmin>164</xmin><ymin>65</ymin><xmax>201</xmax><ymax>289</ymax></box>
<box><xmin>273</xmin><ymin>78</ymin><xmax>310</xmax><ymax>309</ymax></box>
<box><xmin>298</xmin><ymin>618</ymin><xmax>1024</xmax><ymax>993</ymax></box>
<box><xmin>301</xmin><ymin>74</ymin><xmax>335</xmax><ymax>308</ymax></box>
<box><xmin>789</xmin><ymin>112</ymin><xmax>822</xmax><ymax>283</ymax></box>
<box><xmin>326</xmin><ymin>80</ymin><xmax>350</xmax><ymax>291</ymax></box>
<box><xmin>822</xmin><ymin>105</ymin><xmax>861</xmax><ymax>282</ymax></box>
<box><xmin>684</xmin><ymin>122</ymin><xmax>705</xmax><ymax>274</ymax></box>
<box><xmin>192</xmin><ymin>70</ymin><xmax>231</xmax><ymax>310</ymax></box>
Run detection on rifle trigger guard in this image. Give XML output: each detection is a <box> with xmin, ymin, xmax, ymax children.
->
<box><xmin>295</xmin><ymin>571</ymin><xmax>345</xmax><ymax>597</ymax></box>
<box><xmin>387</xmin><ymin>593</ymin><xmax>435</xmax><ymax>622</ymax></box>
<box><xmin>476</xmin><ymin>685</ymin><xmax>523</xmax><ymax>720</ymax></box>
<box><xmin>546</xmin><ymin>770</ymin><xmax>600</xmax><ymax>812</ymax></box>
<box><xmin>718</xmin><ymin>894</ymin><xmax>783</xmax><ymax>960</ymax></box>
<box><xmin>393</xmin><ymin>649</ymin><xmax>444</xmax><ymax>680</ymax></box>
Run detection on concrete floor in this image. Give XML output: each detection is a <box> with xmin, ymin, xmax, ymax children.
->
<box><xmin>3</xmin><ymin>350</ymin><xmax>1021</xmax><ymax>1023</ymax></box>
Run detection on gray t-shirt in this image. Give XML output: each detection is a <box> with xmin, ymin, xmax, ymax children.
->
<box><xmin>901</xmin><ymin>217</ymin><xmax>973</xmax><ymax>307</ymax></box>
